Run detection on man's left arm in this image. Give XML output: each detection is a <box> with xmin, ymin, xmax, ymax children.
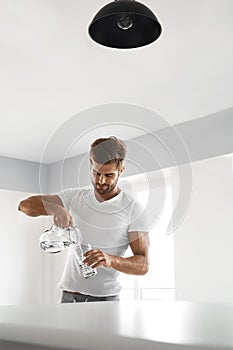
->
<box><xmin>83</xmin><ymin>231</ymin><xmax>149</xmax><ymax>275</ymax></box>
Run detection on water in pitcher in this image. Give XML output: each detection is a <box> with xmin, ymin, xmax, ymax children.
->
<box><xmin>39</xmin><ymin>225</ymin><xmax>72</xmax><ymax>253</ymax></box>
<box><xmin>40</xmin><ymin>240</ymin><xmax>71</xmax><ymax>254</ymax></box>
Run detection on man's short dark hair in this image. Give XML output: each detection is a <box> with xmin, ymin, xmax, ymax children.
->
<box><xmin>90</xmin><ymin>136</ymin><xmax>127</xmax><ymax>167</ymax></box>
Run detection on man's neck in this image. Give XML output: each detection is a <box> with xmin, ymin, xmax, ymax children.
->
<box><xmin>95</xmin><ymin>188</ymin><xmax>121</xmax><ymax>202</ymax></box>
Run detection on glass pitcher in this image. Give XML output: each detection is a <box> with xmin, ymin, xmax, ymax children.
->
<box><xmin>39</xmin><ymin>225</ymin><xmax>82</xmax><ymax>254</ymax></box>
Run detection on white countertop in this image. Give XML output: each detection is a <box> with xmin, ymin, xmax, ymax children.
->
<box><xmin>1</xmin><ymin>300</ymin><xmax>233</xmax><ymax>350</ymax></box>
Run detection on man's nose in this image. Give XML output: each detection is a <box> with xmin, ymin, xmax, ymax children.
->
<box><xmin>98</xmin><ymin>175</ymin><xmax>105</xmax><ymax>184</ymax></box>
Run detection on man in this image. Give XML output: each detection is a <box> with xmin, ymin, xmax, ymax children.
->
<box><xmin>18</xmin><ymin>136</ymin><xmax>149</xmax><ymax>303</ymax></box>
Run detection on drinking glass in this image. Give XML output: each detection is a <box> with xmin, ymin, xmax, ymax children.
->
<box><xmin>73</xmin><ymin>243</ymin><xmax>97</xmax><ymax>279</ymax></box>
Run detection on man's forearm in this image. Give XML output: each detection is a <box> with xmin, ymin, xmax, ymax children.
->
<box><xmin>110</xmin><ymin>254</ymin><xmax>149</xmax><ymax>275</ymax></box>
<box><xmin>18</xmin><ymin>195</ymin><xmax>73</xmax><ymax>228</ymax></box>
<box><xmin>18</xmin><ymin>197</ymin><xmax>60</xmax><ymax>217</ymax></box>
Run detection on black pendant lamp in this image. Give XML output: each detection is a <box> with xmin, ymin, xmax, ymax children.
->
<box><xmin>88</xmin><ymin>0</ymin><xmax>162</xmax><ymax>49</ymax></box>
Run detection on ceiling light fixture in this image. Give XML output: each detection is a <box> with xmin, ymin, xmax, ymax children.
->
<box><xmin>88</xmin><ymin>0</ymin><xmax>162</xmax><ymax>49</ymax></box>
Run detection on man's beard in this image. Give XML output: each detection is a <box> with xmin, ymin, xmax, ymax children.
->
<box><xmin>94</xmin><ymin>181</ymin><xmax>118</xmax><ymax>195</ymax></box>
<box><xmin>95</xmin><ymin>183</ymin><xmax>110</xmax><ymax>194</ymax></box>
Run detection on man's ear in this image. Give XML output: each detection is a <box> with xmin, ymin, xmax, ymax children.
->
<box><xmin>119</xmin><ymin>166</ymin><xmax>125</xmax><ymax>175</ymax></box>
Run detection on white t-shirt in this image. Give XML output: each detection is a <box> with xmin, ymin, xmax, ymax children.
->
<box><xmin>57</xmin><ymin>187</ymin><xmax>148</xmax><ymax>296</ymax></box>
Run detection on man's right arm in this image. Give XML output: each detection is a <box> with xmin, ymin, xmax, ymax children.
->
<box><xmin>18</xmin><ymin>195</ymin><xmax>73</xmax><ymax>228</ymax></box>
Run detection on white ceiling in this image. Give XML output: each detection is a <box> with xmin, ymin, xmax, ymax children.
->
<box><xmin>0</xmin><ymin>0</ymin><xmax>232</xmax><ymax>163</ymax></box>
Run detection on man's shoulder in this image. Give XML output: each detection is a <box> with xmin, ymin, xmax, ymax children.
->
<box><xmin>121</xmin><ymin>189</ymin><xmax>138</xmax><ymax>204</ymax></box>
<box><xmin>58</xmin><ymin>187</ymin><xmax>91</xmax><ymax>199</ymax></box>
<box><xmin>57</xmin><ymin>187</ymin><xmax>94</xmax><ymax>207</ymax></box>
<box><xmin>59</xmin><ymin>186</ymin><xmax>91</xmax><ymax>193</ymax></box>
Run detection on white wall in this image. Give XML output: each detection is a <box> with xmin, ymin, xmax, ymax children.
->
<box><xmin>0</xmin><ymin>156</ymin><xmax>48</xmax><ymax>193</ymax></box>
<box><xmin>174</xmin><ymin>155</ymin><xmax>233</xmax><ymax>302</ymax></box>
<box><xmin>0</xmin><ymin>190</ymin><xmax>43</xmax><ymax>305</ymax></box>
<box><xmin>0</xmin><ymin>189</ymin><xmax>65</xmax><ymax>305</ymax></box>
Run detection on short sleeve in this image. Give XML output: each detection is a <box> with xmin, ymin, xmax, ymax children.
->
<box><xmin>56</xmin><ymin>188</ymin><xmax>80</xmax><ymax>211</ymax></box>
<box><xmin>128</xmin><ymin>200</ymin><xmax>149</xmax><ymax>233</ymax></box>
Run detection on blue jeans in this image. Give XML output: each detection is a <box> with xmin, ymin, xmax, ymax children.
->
<box><xmin>60</xmin><ymin>290</ymin><xmax>120</xmax><ymax>303</ymax></box>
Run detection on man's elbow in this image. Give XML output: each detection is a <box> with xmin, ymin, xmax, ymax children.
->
<box><xmin>18</xmin><ymin>199</ymin><xmax>37</xmax><ymax>216</ymax></box>
<box><xmin>144</xmin><ymin>263</ymin><xmax>149</xmax><ymax>275</ymax></box>
<box><xmin>140</xmin><ymin>261</ymin><xmax>149</xmax><ymax>275</ymax></box>
<box><xmin>18</xmin><ymin>200</ymin><xmax>28</xmax><ymax>214</ymax></box>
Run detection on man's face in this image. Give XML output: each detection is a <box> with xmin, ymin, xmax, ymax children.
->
<box><xmin>90</xmin><ymin>159</ymin><xmax>124</xmax><ymax>196</ymax></box>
